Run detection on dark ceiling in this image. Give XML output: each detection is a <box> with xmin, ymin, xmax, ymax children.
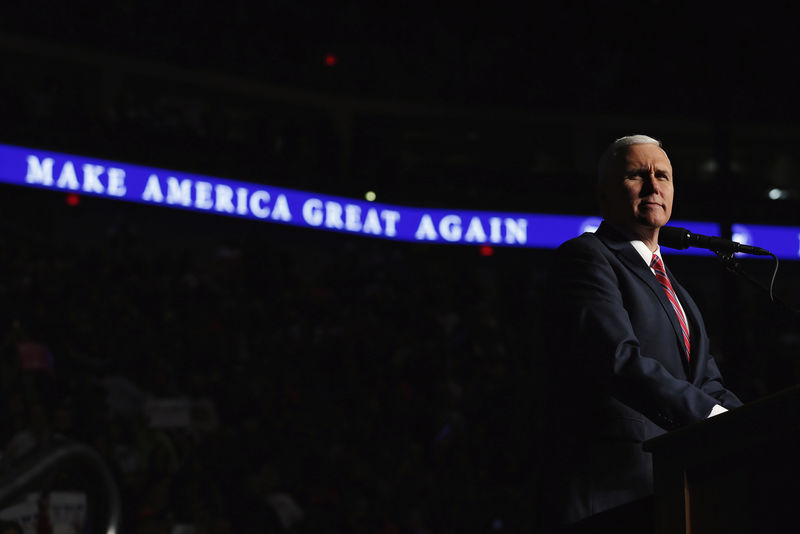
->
<box><xmin>3</xmin><ymin>2</ymin><xmax>799</xmax><ymax>119</ymax></box>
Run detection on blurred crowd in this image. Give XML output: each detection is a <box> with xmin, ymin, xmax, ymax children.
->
<box><xmin>0</xmin><ymin>189</ymin><xmax>546</xmax><ymax>533</ymax></box>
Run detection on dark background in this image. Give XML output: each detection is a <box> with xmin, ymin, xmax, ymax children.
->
<box><xmin>1</xmin><ymin>3</ymin><xmax>800</xmax><ymax>533</ymax></box>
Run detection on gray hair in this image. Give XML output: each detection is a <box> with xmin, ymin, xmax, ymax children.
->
<box><xmin>597</xmin><ymin>134</ymin><xmax>664</xmax><ymax>183</ymax></box>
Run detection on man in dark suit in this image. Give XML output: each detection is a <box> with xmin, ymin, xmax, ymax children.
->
<box><xmin>539</xmin><ymin>135</ymin><xmax>742</xmax><ymax>532</ymax></box>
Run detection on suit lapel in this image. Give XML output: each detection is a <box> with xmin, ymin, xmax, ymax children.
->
<box><xmin>665</xmin><ymin>266</ymin><xmax>700</xmax><ymax>371</ymax></box>
<box><xmin>595</xmin><ymin>222</ymin><xmax>692</xmax><ymax>368</ymax></box>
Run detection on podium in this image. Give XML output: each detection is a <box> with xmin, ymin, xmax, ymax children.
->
<box><xmin>644</xmin><ymin>385</ymin><xmax>800</xmax><ymax>534</ymax></box>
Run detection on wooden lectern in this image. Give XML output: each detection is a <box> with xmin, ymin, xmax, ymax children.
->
<box><xmin>644</xmin><ymin>385</ymin><xmax>800</xmax><ymax>534</ymax></box>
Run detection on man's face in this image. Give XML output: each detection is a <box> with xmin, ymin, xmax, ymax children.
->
<box><xmin>599</xmin><ymin>143</ymin><xmax>674</xmax><ymax>232</ymax></box>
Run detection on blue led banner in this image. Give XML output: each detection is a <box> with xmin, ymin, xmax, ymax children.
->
<box><xmin>732</xmin><ymin>223</ymin><xmax>800</xmax><ymax>260</ymax></box>
<box><xmin>0</xmin><ymin>142</ymin><xmax>777</xmax><ymax>257</ymax></box>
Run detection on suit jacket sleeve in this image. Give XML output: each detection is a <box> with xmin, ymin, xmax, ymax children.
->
<box><xmin>546</xmin><ymin>235</ymin><xmax>740</xmax><ymax>430</ymax></box>
<box><xmin>696</xmin><ymin>346</ymin><xmax>743</xmax><ymax>408</ymax></box>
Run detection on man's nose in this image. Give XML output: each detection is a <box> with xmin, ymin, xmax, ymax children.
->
<box><xmin>641</xmin><ymin>173</ymin><xmax>659</xmax><ymax>194</ymax></box>
<box><xmin>642</xmin><ymin>174</ymin><xmax>656</xmax><ymax>195</ymax></box>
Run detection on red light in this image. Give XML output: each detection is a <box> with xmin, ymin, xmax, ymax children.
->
<box><xmin>479</xmin><ymin>245</ymin><xmax>494</xmax><ymax>257</ymax></box>
<box><xmin>324</xmin><ymin>53</ymin><xmax>338</xmax><ymax>67</ymax></box>
<box><xmin>66</xmin><ymin>193</ymin><xmax>80</xmax><ymax>206</ymax></box>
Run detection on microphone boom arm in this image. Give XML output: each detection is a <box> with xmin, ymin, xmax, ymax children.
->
<box><xmin>713</xmin><ymin>250</ymin><xmax>797</xmax><ymax>314</ymax></box>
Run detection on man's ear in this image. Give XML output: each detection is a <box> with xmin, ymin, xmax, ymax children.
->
<box><xmin>595</xmin><ymin>182</ymin><xmax>609</xmax><ymax>219</ymax></box>
<box><xmin>596</xmin><ymin>182</ymin><xmax>607</xmax><ymax>204</ymax></box>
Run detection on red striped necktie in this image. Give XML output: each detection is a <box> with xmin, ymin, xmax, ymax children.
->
<box><xmin>650</xmin><ymin>253</ymin><xmax>691</xmax><ymax>359</ymax></box>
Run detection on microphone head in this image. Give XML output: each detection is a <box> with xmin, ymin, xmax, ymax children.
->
<box><xmin>658</xmin><ymin>226</ymin><xmax>691</xmax><ymax>250</ymax></box>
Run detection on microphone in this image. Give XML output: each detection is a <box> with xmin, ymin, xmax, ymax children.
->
<box><xmin>658</xmin><ymin>226</ymin><xmax>771</xmax><ymax>256</ymax></box>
